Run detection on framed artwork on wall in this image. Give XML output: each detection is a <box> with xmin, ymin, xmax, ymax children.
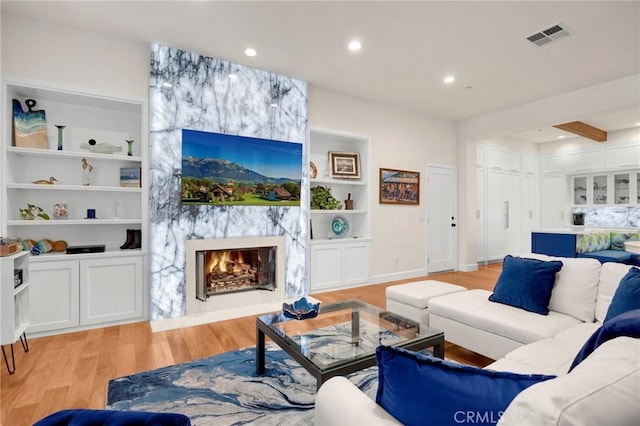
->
<box><xmin>329</xmin><ymin>151</ymin><xmax>361</xmax><ymax>179</ymax></box>
<box><xmin>380</xmin><ymin>168</ymin><xmax>420</xmax><ymax>205</ymax></box>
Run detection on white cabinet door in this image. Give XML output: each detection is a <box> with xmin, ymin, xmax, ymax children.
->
<box><xmin>29</xmin><ymin>260</ymin><xmax>80</xmax><ymax>333</ymax></box>
<box><xmin>486</xmin><ymin>147</ymin><xmax>520</xmax><ymax>172</ymax></box>
<box><xmin>520</xmin><ymin>175</ymin><xmax>538</xmax><ymax>253</ymax></box>
<box><xmin>80</xmin><ymin>256</ymin><xmax>143</xmax><ymax>325</ymax></box>
<box><xmin>476</xmin><ymin>144</ymin><xmax>487</xmax><ymax>168</ymax></box>
<box><xmin>520</xmin><ymin>155</ymin><xmax>538</xmax><ymax>175</ymax></box>
<box><xmin>310</xmin><ymin>244</ymin><xmax>342</xmax><ymax>291</ymax></box>
<box><xmin>487</xmin><ymin>170</ymin><xmax>521</xmax><ymax>260</ymax></box>
<box><xmin>606</xmin><ymin>144</ymin><xmax>640</xmax><ymax>170</ymax></box>
<box><xmin>476</xmin><ymin>168</ymin><xmax>487</xmax><ymax>262</ymax></box>
<box><xmin>342</xmin><ymin>243</ymin><xmax>371</xmax><ymax>286</ymax></box>
<box><xmin>504</xmin><ymin>173</ymin><xmax>521</xmax><ymax>256</ymax></box>
<box><xmin>542</xmin><ymin>155</ymin><xmax>564</xmax><ymax>176</ymax></box>
<box><xmin>541</xmin><ymin>176</ymin><xmax>566</xmax><ymax>228</ymax></box>
<box><xmin>564</xmin><ymin>150</ymin><xmax>605</xmax><ymax>174</ymax></box>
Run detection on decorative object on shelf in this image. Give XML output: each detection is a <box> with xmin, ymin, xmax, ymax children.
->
<box><xmin>80</xmin><ymin>139</ymin><xmax>123</xmax><ymax>154</ymax></box>
<box><xmin>0</xmin><ymin>237</ymin><xmax>21</xmax><ymax>257</ymax></box>
<box><xmin>344</xmin><ymin>193</ymin><xmax>354</xmax><ymax>210</ymax></box>
<box><xmin>18</xmin><ymin>204</ymin><xmax>50</xmax><ymax>220</ymax></box>
<box><xmin>330</xmin><ymin>215</ymin><xmax>349</xmax><ymax>238</ymax></box>
<box><xmin>113</xmin><ymin>200</ymin><xmax>120</xmax><ymax>219</ymax></box>
<box><xmin>55</xmin><ymin>125</ymin><xmax>66</xmax><ymax>151</ymax></box>
<box><xmin>30</xmin><ymin>239</ymin><xmax>52</xmax><ymax>255</ymax></box>
<box><xmin>329</xmin><ymin>151</ymin><xmax>361</xmax><ymax>179</ymax></box>
<box><xmin>310</xmin><ymin>186</ymin><xmax>342</xmax><ymax>210</ymax></box>
<box><xmin>126</xmin><ymin>139</ymin><xmax>135</xmax><ymax>156</ymax></box>
<box><xmin>53</xmin><ymin>203</ymin><xmax>68</xmax><ymax>219</ymax></box>
<box><xmin>309</xmin><ymin>161</ymin><xmax>317</xmax><ymax>179</ymax></box>
<box><xmin>380</xmin><ymin>168</ymin><xmax>420</xmax><ymax>205</ymax></box>
<box><xmin>12</xmin><ymin>98</ymin><xmax>49</xmax><ymax>149</ymax></box>
<box><xmin>81</xmin><ymin>158</ymin><xmax>94</xmax><ymax>186</ymax></box>
<box><xmin>282</xmin><ymin>297</ymin><xmax>320</xmax><ymax>320</ymax></box>
<box><xmin>120</xmin><ymin>229</ymin><xmax>142</xmax><ymax>249</ymax></box>
<box><xmin>25</xmin><ymin>239</ymin><xmax>67</xmax><ymax>255</ymax></box>
<box><xmin>32</xmin><ymin>176</ymin><xmax>57</xmax><ymax>185</ymax></box>
<box><xmin>120</xmin><ymin>167</ymin><xmax>141</xmax><ymax>188</ymax></box>
<box><xmin>86</xmin><ymin>209</ymin><xmax>97</xmax><ymax>219</ymax></box>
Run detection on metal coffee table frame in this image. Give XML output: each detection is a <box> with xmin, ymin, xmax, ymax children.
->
<box><xmin>256</xmin><ymin>299</ymin><xmax>444</xmax><ymax>388</ymax></box>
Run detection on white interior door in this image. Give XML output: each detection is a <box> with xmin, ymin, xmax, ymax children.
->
<box><xmin>426</xmin><ymin>165</ymin><xmax>457</xmax><ymax>273</ymax></box>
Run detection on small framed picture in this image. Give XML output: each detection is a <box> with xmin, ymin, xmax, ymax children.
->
<box><xmin>380</xmin><ymin>168</ymin><xmax>420</xmax><ymax>205</ymax></box>
<box><xmin>329</xmin><ymin>151</ymin><xmax>361</xmax><ymax>179</ymax></box>
<box><xmin>120</xmin><ymin>167</ymin><xmax>141</xmax><ymax>188</ymax></box>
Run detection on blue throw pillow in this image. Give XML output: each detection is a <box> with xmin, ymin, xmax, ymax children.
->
<box><xmin>488</xmin><ymin>255</ymin><xmax>563</xmax><ymax>315</ymax></box>
<box><xmin>375</xmin><ymin>346</ymin><xmax>555</xmax><ymax>426</ymax></box>
<box><xmin>604</xmin><ymin>267</ymin><xmax>640</xmax><ymax>322</ymax></box>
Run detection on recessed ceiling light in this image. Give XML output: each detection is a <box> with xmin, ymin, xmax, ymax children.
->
<box><xmin>348</xmin><ymin>40</ymin><xmax>362</xmax><ymax>52</ymax></box>
<box><xmin>558</xmin><ymin>135</ymin><xmax>566</xmax><ymax>139</ymax></box>
<box><xmin>635</xmin><ymin>122</ymin><xmax>640</xmax><ymax>126</ymax></box>
<box><xmin>443</xmin><ymin>75</ymin><xmax>455</xmax><ymax>84</ymax></box>
<box><xmin>244</xmin><ymin>48</ymin><xmax>257</xmax><ymax>57</ymax></box>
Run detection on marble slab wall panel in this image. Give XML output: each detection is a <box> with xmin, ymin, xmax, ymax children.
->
<box><xmin>573</xmin><ymin>206</ymin><xmax>640</xmax><ymax>228</ymax></box>
<box><xmin>149</xmin><ymin>44</ymin><xmax>308</xmax><ymax>320</ymax></box>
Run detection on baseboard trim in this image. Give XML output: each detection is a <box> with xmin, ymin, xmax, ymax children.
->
<box><xmin>457</xmin><ymin>263</ymin><xmax>479</xmax><ymax>272</ymax></box>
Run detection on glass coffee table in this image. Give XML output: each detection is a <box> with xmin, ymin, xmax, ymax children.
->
<box><xmin>256</xmin><ymin>299</ymin><xmax>444</xmax><ymax>388</ymax></box>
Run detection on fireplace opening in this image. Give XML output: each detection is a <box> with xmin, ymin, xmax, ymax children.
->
<box><xmin>195</xmin><ymin>246</ymin><xmax>277</xmax><ymax>301</ymax></box>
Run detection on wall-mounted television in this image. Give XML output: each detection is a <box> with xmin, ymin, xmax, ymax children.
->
<box><xmin>181</xmin><ymin>129</ymin><xmax>302</xmax><ymax>206</ymax></box>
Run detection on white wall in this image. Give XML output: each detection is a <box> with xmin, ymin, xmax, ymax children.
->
<box><xmin>308</xmin><ymin>87</ymin><xmax>457</xmax><ymax>281</ymax></box>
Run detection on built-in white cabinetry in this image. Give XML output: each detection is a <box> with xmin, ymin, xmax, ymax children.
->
<box><xmin>486</xmin><ymin>147</ymin><xmax>520</xmax><ymax>172</ymax></box>
<box><xmin>1</xmin><ymin>251</ymin><xmax>30</xmax><ymax>345</ymax></box>
<box><xmin>476</xmin><ymin>144</ymin><xmax>538</xmax><ymax>262</ymax></box>
<box><xmin>308</xmin><ymin>129</ymin><xmax>371</xmax><ymax>291</ymax></box>
<box><xmin>476</xmin><ymin>145</ymin><xmax>487</xmax><ymax>168</ymax></box>
<box><xmin>29</xmin><ymin>254</ymin><xmax>143</xmax><ymax>334</ymax></box>
<box><xmin>569</xmin><ymin>171</ymin><xmax>640</xmax><ymax>206</ymax></box>
<box><xmin>563</xmin><ymin>149</ymin><xmax>605</xmax><ymax>174</ymax></box>
<box><xmin>541</xmin><ymin>155</ymin><xmax>564</xmax><ymax>176</ymax></box>
<box><xmin>2</xmin><ymin>79</ymin><xmax>148</xmax><ymax>336</ymax></box>
<box><xmin>309</xmin><ymin>240</ymin><xmax>371</xmax><ymax>291</ymax></box>
<box><xmin>605</xmin><ymin>144</ymin><xmax>640</xmax><ymax>170</ymax></box>
<box><xmin>476</xmin><ymin>168</ymin><xmax>487</xmax><ymax>262</ymax></box>
<box><xmin>541</xmin><ymin>175</ymin><xmax>566</xmax><ymax>228</ymax></box>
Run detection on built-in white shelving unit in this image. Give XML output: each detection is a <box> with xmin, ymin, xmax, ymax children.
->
<box><xmin>308</xmin><ymin>128</ymin><xmax>372</xmax><ymax>291</ymax></box>
<box><xmin>1</xmin><ymin>79</ymin><xmax>148</xmax><ymax>336</ymax></box>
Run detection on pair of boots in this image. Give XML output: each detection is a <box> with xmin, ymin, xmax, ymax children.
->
<box><xmin>120</xmin><ymin>229</ymin><xmax>141</xmax><ymax>249</ymax></box>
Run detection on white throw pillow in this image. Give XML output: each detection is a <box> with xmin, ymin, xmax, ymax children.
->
<box><xmin>595</xmin><ymin>263</ymin><xmax>635</xmax><ymax>322</ymax></box>
<box><xmin>521</xmin><ymin>254</ymin><xmax>600</xmax><ymax>322</ymax></box>
<box><xmin>499</xmin><ymin>337</ymin><xmax>640</xmax><ymax>426</ymax></box>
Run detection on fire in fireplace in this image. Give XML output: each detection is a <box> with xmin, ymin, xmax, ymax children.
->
<box><xmin>195</xmin><ymin>246</ymin><xmax>277</xmax><ymax>301</ymax></box>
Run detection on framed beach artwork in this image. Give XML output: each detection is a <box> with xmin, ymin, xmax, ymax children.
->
<box><xmin>380</xmin><ymin>168</ymin><xmax>420</xmax><ymax>205</ymax></box>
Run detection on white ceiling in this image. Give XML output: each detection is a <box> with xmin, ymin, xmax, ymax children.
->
<box><xmin>3</xmin><ymin>1</ymin><xmax>640</xmax><ymax>142</ymax></box>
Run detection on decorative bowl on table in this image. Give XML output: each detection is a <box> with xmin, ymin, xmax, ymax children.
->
<box><xmin>282</xmin><ymin>297</ymin><xmax>321</xmax><ymax>320</ymax></box>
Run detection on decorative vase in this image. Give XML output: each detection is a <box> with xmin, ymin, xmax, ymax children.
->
<box><xmin>55</xmin><ymin>125</ymin><xmax>66</xmax><ymax>151</ymax></box>
<box><xmin>126</xmin><ymin>139</ymin><xmax>134</xmax><ymax>156</ymax></box>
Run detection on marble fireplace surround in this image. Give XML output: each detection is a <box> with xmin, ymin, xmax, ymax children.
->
<box><xmin>148</xmin><ymin>44</ymin><xmax>308</xmax><ymax>332</ymax></box>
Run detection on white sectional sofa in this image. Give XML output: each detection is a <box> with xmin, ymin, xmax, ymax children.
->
<box><xmin>314</xmin><ymin>255</ymin><xmax>640</xmax><ymax>425</ymax></box>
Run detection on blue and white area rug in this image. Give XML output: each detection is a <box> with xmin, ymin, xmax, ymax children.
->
<box><xmin>107</xmin><ymin>345</ymin><xmax>378</xmax><ymax>425</ymax></box>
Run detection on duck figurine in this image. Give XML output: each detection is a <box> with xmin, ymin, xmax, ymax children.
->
<box><xmin>33</xmin><ymin>176</ymin><xmax>57</xmax><ymax>185</ymax></box>
<box><xmin>80</xmin><ymin>138</ymin><xmax>123</xmax><ymax>154</ymax></box>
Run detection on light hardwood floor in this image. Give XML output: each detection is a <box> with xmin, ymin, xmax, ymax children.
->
<box><xmin>0</xmin><ymin>264</ymin><xmax>501</xmax><ymax>425</ymax></box>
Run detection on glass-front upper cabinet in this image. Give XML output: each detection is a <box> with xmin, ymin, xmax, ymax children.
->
<box><xmin>573</xmin><ymin>176</ymin><xmax>587</xmax><ymax>205</ymax></box>
<box><xmin>593</xmin><ymin>175</ymin><xmax>608</xmax><ymax>205</ymax></box>
<box><xmin>614</xmin><ymin>173</ymin><xmax>630</xmax><ymax>204</ymax></box>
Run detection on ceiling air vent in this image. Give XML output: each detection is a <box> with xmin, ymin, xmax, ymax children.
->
<box><xmin>526</xmin><ymin>23</ymin><xmax>571</xmax><ymax>47</ymax></box>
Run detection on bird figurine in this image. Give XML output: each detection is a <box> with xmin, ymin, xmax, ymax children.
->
<box><xmin>33</xmin><ymin>176</ymin><xmax>57</xmax><ymax>185</ymax></box>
